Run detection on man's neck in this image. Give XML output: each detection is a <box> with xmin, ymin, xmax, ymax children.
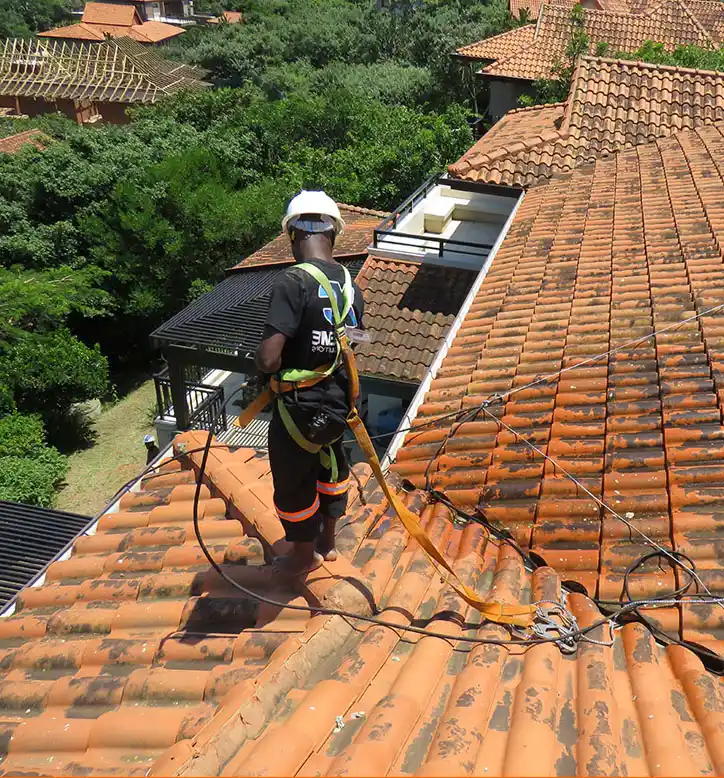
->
<box><xmin>295</xmin><ymin>235</ymin><xmax>335</xmax><ymax>263</ymax></box>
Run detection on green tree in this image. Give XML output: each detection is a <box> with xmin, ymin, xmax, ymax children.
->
<box><xmin>0</xmin><ymin>0</ymin><xmax>72</xmax><ymax>37</ymax></box>
<box><xmin>4</xmin><ymin>329</ymin><xmax>109</xmax><ymax>418</ymax></box>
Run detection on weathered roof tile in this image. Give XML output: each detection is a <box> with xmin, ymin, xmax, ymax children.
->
<box><xmin>450</xmin><ymin>56</ymin><xmax>724</xmax><ymax>187</ymax></box>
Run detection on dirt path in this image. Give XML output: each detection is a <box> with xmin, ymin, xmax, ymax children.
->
<box><xmin>56</xmin><ymin>379</ymin><xmax>157</xmax><ymax>516</ymax></box>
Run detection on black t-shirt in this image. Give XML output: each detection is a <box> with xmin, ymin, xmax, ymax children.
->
<box><xmin>264</xmin><ymin>258</ymin><xmax>365</xmax><ymax>422</ymax></box>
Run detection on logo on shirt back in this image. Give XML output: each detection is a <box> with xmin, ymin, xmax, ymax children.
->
<box><xmin>318</xmin><ymin>281</ymin><xmax>358</xmax><ymax>328</ymax></box>
<box><xmin>311</xmin><ymin>280</ymin><xmax>357</xmax><ymax>353</ymax></box>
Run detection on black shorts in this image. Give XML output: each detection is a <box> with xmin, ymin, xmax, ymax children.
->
<box><xmin>268</xmin><ymin>406</ymin><xmax>350</xmax><ymax>543</ymax></box>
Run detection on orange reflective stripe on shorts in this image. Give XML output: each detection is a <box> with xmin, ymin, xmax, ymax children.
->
<box><xmin>316</xmin><ymin>478</ymin><xmax>349</xmax><ymax>496</ymax></box>
<box><xmin>275</xmin><ymin>495</ymin><xmax>320</xmax><ymax>522</ymax></box>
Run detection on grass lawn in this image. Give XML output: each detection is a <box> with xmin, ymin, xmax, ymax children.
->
<box><xmin>56</xmin><ymin>378</ymin><xmax>157</xmax><ymax>516</ymax></box>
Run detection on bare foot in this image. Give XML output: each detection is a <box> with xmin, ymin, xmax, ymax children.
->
<box><xmin>273</xmin><ymin>550</ymin><xmax>324</xmax><ymax>577</ymax></box>
<box><xmin>316</xmin><ymin>516</ymin><xmax>338</xmax><ymax>562</ymax></box>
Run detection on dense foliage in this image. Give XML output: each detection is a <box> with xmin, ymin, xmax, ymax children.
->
<box><xmin>612</xmin><ymin>41</ymin><xmax>724</xmax><ymax>71</ymax></box>
<box><xmin>0</xmin><ymin>413</ymin><xmax>67</xmax><ymax>506</ymax></box>
<box><xmin>0</xmin><ymin>0</ymin><xmax>515</xmax><ymax>504</ymax></box>
<box><xmin>0</xmin><ymin>0</ymin><xmax>71</xmax><ymax>38</ymax></box>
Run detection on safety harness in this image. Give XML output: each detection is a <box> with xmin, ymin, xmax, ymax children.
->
<box><xmin>235</xmin><ymin>262</ymin><xmax>535</xmax><ymax>628</ymax></box>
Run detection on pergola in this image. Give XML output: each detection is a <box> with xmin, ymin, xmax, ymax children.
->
<box><xmin>150</xmin><ymin>257</ymin><xmax>367</xmax><ymax>430</ymax></box>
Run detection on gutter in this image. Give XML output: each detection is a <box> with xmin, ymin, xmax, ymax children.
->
<box><xmin>381</xmin><ymin>190</ymin><xmax>525</xmax><ymax>469</ymax></box>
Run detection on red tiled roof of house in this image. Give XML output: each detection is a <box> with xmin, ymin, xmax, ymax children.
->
<box><xmin>4</xmin><ymin>112</ymin><xmax>724</xmax><ymax>769</ymax></box>
<box><xmin>397</xmin><ymin>119</ymin><xmax>724</xmax><ymax>635</ymax></box>
<box><xmin>458</xmin><ymin>0</ymin><xmax>720</xmax><ymax>76</ymax></box>
<box><xmin>510</xmin><ymin>0</ymin><xmax>660</xmax><ymax>21</ymax></box>
<box><xmin>354</xmin><ymin>257</ymin><xmax>477</xmax><ymax>382</ymax></box>
<box><xmin>449</xmin><ymin>56</ymin><xmax>724</xmax><ymax>186</ymax></box>
<box><xmin>4</xmin><ymin>426</ymin><xmax>710</xmax><ymax>777</ymax></box>
<box><xmin>230</xmin><ymin>204</ymin><xmax>388</xmax><ymax>270</ymax></box>
<box><xmin>0</xmin><ymin>445</ymin><xmax>371</xmax><ymax>776</ymax></box>
<box><xmin>37</xmin><ymin>2</ymin><xmax>184</xmax><ymax>44</ymax></box>
<box><xmin>0</xmin><ymin>129</ymin><xmax>48</xmax><ymax>154</ymax></box>
<box><xmin>209</xmin><ymin>10</ymin><xmax>244</xmax><ymax>23</ymax></box>
<box><xmin>5</xmin><ymin>124</ymin><xmax>724</xmax><ymax>775</ymax></box>
<box><xmin>456</xmin><ymin>23</ymin><xmax>536</xmax><ymax>61</ymax></box>
<box><xmin>82</xmin><ymin>1</ymin><xmax>138</xmax><ymax>25</ymax></box>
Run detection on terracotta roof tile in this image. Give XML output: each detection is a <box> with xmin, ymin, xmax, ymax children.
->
<box><xmin>510</xmin><ymin>0</ymin><xmax>658</xmax><ymax>19</ymax></box>
<box><xmin>450</xmin><ymin>56</ymin><xmax>724</xmax><ymax>187</ymax></box>
<box><xmin>459</xmin><ymin>0</ymin><xmax>720</xmax><ymax>75</ymax></box>
<box><xmin>456</xmin><ymin>24</ymin><xmax>536</xmax><ymax>61</ymax></box>
<box><xmin>81</xmin><ymin>1</ymin><xmax>138</xmax><ymax>25</ymax></box>
<box><xmin>0</xmin><ymin>440</ymin><xmax>364</xmax><ymax>776</ymax></box>
<box><xmin>353</xmin><ymin>257</ymin><xmax>477</xmax><ymax>382</ymax></box>
<box><xmin>231</xmin><ymin>204</ymin><xmax>388</xmax><ymax>270</ymax></box>
<box><xmin>0</xmin><ymin>130</ymin><xmax>47</xmax><ymax>154</ymax></box>
<box><xmin>38</xmin><ymin>3</ymin><xmax>185</xmax><ymax>44</ymax></box>
<box><xmin>130</xmin><ymin>21</ymin><xmax>185</xmax><ymax>43</ymax></box>
<box><xmin>6</xmin><ymin>123</ymin><xmax>724</xmax><ymax>775</ymax></box>
<box><xmin>397</xmin><ymin>120</ymin><xmax>724</xmax><ymax>644</ymax></box>
<box><xmin>213</xmin><ymin>481</ymin><xmax>723</xmax><ymax>777</ymax></box>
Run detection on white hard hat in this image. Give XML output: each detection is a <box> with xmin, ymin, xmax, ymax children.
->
<box><xmin>282</xmin><ymin>190</ymin><xmax>345</xmax><ymax>236</ymax></box>
<box><xmin>143</xmin><ymin>434</ymin><xmax>156</xmax><ymax>444</ymax></box>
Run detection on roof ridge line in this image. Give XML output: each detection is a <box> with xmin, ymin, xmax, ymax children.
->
<box><xmin>579</xmin><ymin>53</ymin><xmax>724</xmax><ymax>77</ymax></box>
<box><xmin>504</xmin><ymin>100</ymin><xmax>568</xmax><ymax>116</ymax></box>
<box><xmin>673</xmin><ymin>0</ymin><xmax>716</xmax><ymax>43</ymax></box>
<box><xmin>337</xmin><ymin>202</ymin><xmax>391</xmax><ymax>217</ymax></box>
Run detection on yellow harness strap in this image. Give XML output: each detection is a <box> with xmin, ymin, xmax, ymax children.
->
<box><xmin>239</xmin><ymin>262</ymin><xmax>535</xmax><ymax>628</ymax></box>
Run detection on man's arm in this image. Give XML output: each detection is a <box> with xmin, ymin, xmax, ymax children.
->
<box><xmin>256</xmin><ymin>270</ymin><xmax>304</xmax><ymax>374</ymax></box>
<box><xmin>255</xmin><ymin>329</ymin><xmax>287</xmax><ymax>374</ymax></box>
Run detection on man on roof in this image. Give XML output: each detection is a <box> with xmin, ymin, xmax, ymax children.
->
<box><xmin>255</xmin><ymin>191</ymin><xmax>366</xmax><ymax>577</ymax></box>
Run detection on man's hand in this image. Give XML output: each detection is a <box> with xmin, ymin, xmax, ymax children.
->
<box><xmin>255</xmin><ymin>330</ymin><xmax>287</xmax><ymax>373</ymax></box>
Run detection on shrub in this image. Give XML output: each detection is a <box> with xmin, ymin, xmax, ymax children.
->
<box><xmin>0</xmin><ymin>413</ymin><xmax>47</xmax><ymax>458</ymax></box>
<box><xmin>6</xmin><ymin>329</ymin><xmax>109</xmax><ymax>417</ymax></box>
<box><xmin>0</xmin><ymin>447</ymin><xmax>68</xmax><ymax>507</ymax></box>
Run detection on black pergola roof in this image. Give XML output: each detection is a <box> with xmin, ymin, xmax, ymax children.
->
<box><xmin>151</xmin><ymin>257</ymin><xmax>365</xmax><ymax>356</ymax></box>
<box><xmin>0</xmin><ymin>500</ymin><xmax>92</xmax><ymax>613</ymax></box>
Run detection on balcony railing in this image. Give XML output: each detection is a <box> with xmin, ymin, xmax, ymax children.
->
<box><xmin>372</xmin><ymin>174</ymin><xmax>496</xmax><ymax>261</ymax></box>
<box><xmin>154</xmin><ymin>370</ymin><xmax>227</xmax><ymax>433</ymax></box>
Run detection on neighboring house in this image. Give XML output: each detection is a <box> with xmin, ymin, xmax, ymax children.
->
<box><xmin>509</xmin><ymin>0</ymin><xmax>651</xmax><ymax>21</ymax></box>
<box><xmin>93</xmin><ymin>0</ymin><xmax>195</xmax><ymax>24</ymax></box>
<box><xmin>208</xmin><ymin>10</ymin><xmax>243</xmax><ymax>23</ymax></box>
<box><xmin>449</xmin><ymin>55</ymin><xmax>724</xmax><ymax>186</ymax></box>
<box><xmin>0</xmin><ymin>37</ymin><xmax>209</xmax><ymax>125</ymax></box>
<box><xmin>1</xmin><ymin>115</ymin><xmax>723</xmax><ymax>776</ymax></box>
<box><xmin>457</xmin><ymin>0</ymin><xmax>724</xmax><ymax>118</ymax></box>
<box><xmin>0</xmin><ymin>129</ymin><xmax>48</xmax><ymax>154</ymax></box>
<box><xmin>39</xmin><ymin>2</ymin><xmax>186</xmax><ymax>45</ymax></box>
<box><xmin>149</xmin><ymin>204</ymin><xmax>479</xmax><ymax>452</ymax></box>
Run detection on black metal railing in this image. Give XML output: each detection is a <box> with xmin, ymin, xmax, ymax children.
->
<box><xmin>154</xmin><ymin>372</ymin><xmax>227</xmax><ymax>432</ymax></box>
<box><xmin>375</xmin><ymin>173</ymin><xmax>439</xmax><ymax>234</ymax></box>
<box><xmin>189</xmin><ymin>386</ymin><xmax>227</xmax><ymax>433</ymax></box>
<box><xmin>372</xmin><ymin>174</ymin><xmax>496</xmax><ymax>262</ymax></box>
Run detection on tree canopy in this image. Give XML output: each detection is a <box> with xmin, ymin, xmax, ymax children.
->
<box><xmin>0</xmin><ymin>0</ymin><xmax>515</xmax><ymax>505</ymax></box>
